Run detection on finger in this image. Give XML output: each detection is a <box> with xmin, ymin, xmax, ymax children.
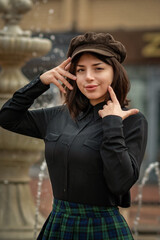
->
<box><xmin>51</xmin><ymin>77</ymin><xmax>66</xmax><ymax>93</ymax></box>
<box><xmin>58</xmin><ymin>67</ymin><xmax>76</xmax><ymax>80</ymax></box>
<box><xmin>98</xmin><ymin>110</ymin><xmax>103</xmax><ymax>118</ymax></box>
<box><xmin>107</xmin><ymin>100</ymin><xmax>112</xmax><ymax>105</ymax></box>
<box><xmin>60</xmin><ymin>57</ymin><xmax>72</xmax><ymax>68</ymax></box>
<box><xmin>108</xmin><ymin>86</ymin><xmax>119</xmax><ymax>104</ymax></box>
<box><xmin>98</xmin><ymin>109</ymin><xmax>107</xmax><ymax>118</ymax></box>
<box><xmin>53</xmin><ymin>71</ymin><xmax>73</xmax><ymax>90</ymax></box>
<box><xmin>65</xmin><ymin>62</ymin><xmax>71</xmax><ymax>71</ymax></box>
<box><xmin>123</xmin><ymin>109</ymin><xmax>139</xmax><ymax>119</ymax></box>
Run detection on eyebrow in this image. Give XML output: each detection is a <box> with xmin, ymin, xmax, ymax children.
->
<box><xmin>77</xmin><ymin>63</ymin><xmax>104</xmax><ymax>67</ymax></box>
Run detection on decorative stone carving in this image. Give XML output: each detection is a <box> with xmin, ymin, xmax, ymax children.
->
<box><xmin>0</xmin><ymin>0</ymin><xmax>52</xmax><ymax>239</ymax></box>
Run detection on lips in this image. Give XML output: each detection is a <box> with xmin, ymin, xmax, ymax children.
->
<box><xmin>85</xmin><ymin>85</ymin><xmax>98</xmax><ymax>91</ymax></box>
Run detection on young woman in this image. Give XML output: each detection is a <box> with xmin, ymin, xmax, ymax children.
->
<box><xmin>0</xmin><ymin>32</ymin><xmax>148</xmax><ymax>239</ymax></box>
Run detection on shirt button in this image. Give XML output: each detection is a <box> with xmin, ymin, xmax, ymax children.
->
<box><xmin>64</xmin><ymin>188</ymin><xmax>66</xmax><ymax>192</ymax></box>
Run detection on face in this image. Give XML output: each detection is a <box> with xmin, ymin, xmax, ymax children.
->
<box><xmin>75</xmin><ymin>53</ymin><xmax>114</xmax><ymax>106</ymax></box>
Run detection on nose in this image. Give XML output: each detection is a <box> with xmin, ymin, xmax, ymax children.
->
<box><xmin>85</xmin><ymin>69</ymin><xmax>94</xmax><ymax>81</ymax></box>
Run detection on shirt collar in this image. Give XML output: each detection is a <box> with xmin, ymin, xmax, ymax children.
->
<box><xmin>77</xmin><ymin>101</ymin><xmax>105</xmax><ymax>121</ymax></box>
<box><xmin>93</xmin><ymin>101</ymin><xmax>106</xmax><ymax>121</ymax></box>
<box><xmin>77</xmin><ymin>103</ymin><xmax>93</xmax><ymax>121</ymax></box>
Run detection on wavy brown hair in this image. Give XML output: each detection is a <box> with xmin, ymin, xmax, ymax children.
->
<box><xmin>63</xmin><ymin>52</ymin><xmax>130</xmax><ymax>119</ymax></box>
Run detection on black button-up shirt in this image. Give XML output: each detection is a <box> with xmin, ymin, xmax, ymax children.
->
<box><xmin>0</xmin><ymin>76</ymin><xmax>148</xmax><ymax>207</ymax></box>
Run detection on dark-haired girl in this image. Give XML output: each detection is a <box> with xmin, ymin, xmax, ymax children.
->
<box><xmin>0</xmin><ymin>32</ymin><xmax>148</xmax><ymax>239</ymax></box>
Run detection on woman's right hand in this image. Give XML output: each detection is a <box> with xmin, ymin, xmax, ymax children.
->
<box><xmin>40</xmin><ymin>57</ymin><xmax>77</xmax><ymax>93</ymax></box>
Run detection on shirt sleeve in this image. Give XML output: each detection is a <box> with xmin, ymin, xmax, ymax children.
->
<box><xmin>0</xmin><ymin>76</ymin><xmax>54</xmax><ymax>139</ymax></box>
<box><xmin>100</xmin><ymin>114</ymin><xmax>148</xmax><ymax>196</ymax></box>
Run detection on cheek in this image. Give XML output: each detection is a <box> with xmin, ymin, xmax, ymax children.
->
<box><xmin>76</xmin><ymin>78</ymin><xmax>83</xmax><ymax>91</ymax></box>
<box><xmin>101</xmin><ymin>79</ymin><xmax>112</xmax><ymax>89</ymax></box>
<box><xmin>107</xmin><ymin>76</ymin><xmax>113</xmax><ymax>87</ymax></box>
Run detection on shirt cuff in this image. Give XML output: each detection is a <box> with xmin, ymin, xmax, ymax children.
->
<box><xmin>18</xmin><ymin>75</ymin><xmax>50</xmax><ymax>97</ymax></box>
<box><xmin>102</xmin><ymin>115</ymin><xmax>124</xmax><ymax>141</ymax></box>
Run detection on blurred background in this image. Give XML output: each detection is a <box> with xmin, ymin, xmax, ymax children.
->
<box><xmin>0</xmin><ymin>0</ymin><xmax>160</xmax><ymax>240</ymax></box>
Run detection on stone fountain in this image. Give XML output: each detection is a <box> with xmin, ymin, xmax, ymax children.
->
<box><xmin>0</xmin><ymin>0</ymin><xmax>52</xmax><ymax>239</ymax></box>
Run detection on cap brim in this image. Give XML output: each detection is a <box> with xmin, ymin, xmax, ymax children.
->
<box><xmin>71</xmin><ymin>47</ymin><xmax>114</xmax><ymax>60</ymax></box>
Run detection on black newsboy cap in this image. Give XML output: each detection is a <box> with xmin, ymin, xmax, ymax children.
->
<box><xmin>67</xmin><ymin>32</ymin><xmax>126</xmax><ymax>63</ymax></box>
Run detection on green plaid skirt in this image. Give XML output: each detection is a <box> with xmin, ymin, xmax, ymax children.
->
<box><xmin>37</xmin><ymin>199</ymin><xmax>134</xmax><ymax>240</ymax></box>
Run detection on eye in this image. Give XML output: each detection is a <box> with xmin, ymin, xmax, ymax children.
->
<box><xmin>77</xmin><ymin>68</ymin><xmax>84</xmax><ymax>73</ymax></box>
<box><xmin>96</xmin><ymin>67</ymin><xmax>104</xmax><ymax>71</ymax></box>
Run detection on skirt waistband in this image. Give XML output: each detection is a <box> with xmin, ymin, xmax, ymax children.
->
<box><xmin>53</xmin><ymin>199</ymin><xmax>119</xmax><ymax>218</ymax></box>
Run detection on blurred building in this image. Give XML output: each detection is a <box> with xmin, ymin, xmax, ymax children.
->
<box><xmin>0</xmin><ymin>0</ymin><xmax>160</xmax><ymax>180</ymax></box>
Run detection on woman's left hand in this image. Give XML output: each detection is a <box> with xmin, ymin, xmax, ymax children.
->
<box><xmin>98</xmin><ymin>86</ymin><xmax>139</xmax><ymax>120</ymax></box>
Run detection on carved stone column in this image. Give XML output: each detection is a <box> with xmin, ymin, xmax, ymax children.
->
<box><xmin>0</xmin><ymin>1</ymin><xmax>52</xmax><ymax>239</ymax></box>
